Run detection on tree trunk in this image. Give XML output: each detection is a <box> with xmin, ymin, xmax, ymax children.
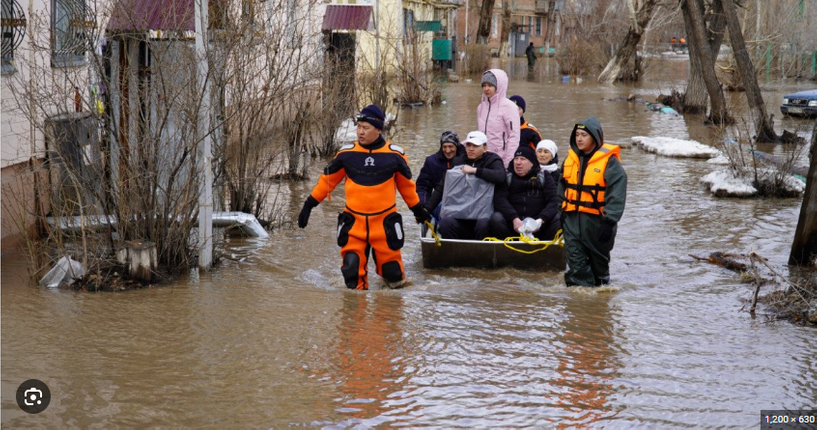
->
<box><xmin>499</xmin><ymin>0</ymin><xmax>511</xmax><ymax>57</ymax></box>
<box><xmin>682</xmin><ymin>0</ymin><xmax>731</xmax><ymax>124</ymax></box>
<box><xmin>789</xmin><ymin>121</ymin><xmax>817</xmax><ymax>266</ymax></box>
<box><xmin>544</xmin><ymin>1</ymin><xmax>557</xmax><ymax>52</ymax></box>
<box><xmin>683</xmin><ymin>0</ymin><xmax>726</xmax><ymax>114</ymax></box>
<box><xmin>476</xmin><ymin>0</ymin><xmax>495</xmax><ymax>44</ymax></box>
<box><xmin>721</xmin><ymin>0</ymin><xmax>778</xmax><ymax>143</ymax></box>
<box><xmin>598</xmin><ymin>0</ymin><xmax>659</xmax><ymax>84</ymax></box>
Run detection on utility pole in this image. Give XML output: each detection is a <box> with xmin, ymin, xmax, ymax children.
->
<box><xmin>195</xmin><ymin>0</ymin><xmax>213</xmax><ymax>270</ymax></box>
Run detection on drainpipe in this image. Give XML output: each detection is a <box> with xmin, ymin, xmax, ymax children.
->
<box><xmin>195</xmin><ymin>0</ymin><xmax>213</xmax><ymax>270</ymax></box>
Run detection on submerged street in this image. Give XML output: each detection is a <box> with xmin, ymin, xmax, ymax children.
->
<box><xmin>2</xmin><ymin>58</ymin><xmax>815</xmax><ymax>426</ymax></box>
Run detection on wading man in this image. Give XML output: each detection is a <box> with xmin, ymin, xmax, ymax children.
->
<box><xmin>559</xmin><ymin>117</ymin><xmax>627</xmax><ymax>286</ymax></box>
<box><xmin>297</xmin><ymin>105</ymin><xmax>431</xmax><ymax>290</ymax></box>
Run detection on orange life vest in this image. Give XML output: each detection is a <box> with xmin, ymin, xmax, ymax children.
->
<box><xmin>562</xmin><ymin>143</ymin><xmax>620</xmax><ymax>215</ymax></box>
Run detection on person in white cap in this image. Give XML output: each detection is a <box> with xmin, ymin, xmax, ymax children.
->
<box><xmin>536</xmin><ymin>139</ymin><xmax>560</xmax><ymax>183</ymax></box>
<box><xmin>424</xmin><ymin>131</ymin><xmax>506</xmax><ymax>240</ymax></box>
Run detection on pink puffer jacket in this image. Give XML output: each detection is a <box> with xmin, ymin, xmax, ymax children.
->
<box><xmin>476</xmin><ymin>69</ymin><xmax>520</xmax><ymax>167</ymax></box>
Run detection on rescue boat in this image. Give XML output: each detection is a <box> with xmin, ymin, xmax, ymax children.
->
<box><xmin>419</xmin><ymin>224</ymin><xmax>565</xmax><ymax>271</ymax></box>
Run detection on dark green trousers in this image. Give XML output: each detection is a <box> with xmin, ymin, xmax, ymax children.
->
<box><xmin>562</xmin><ymin>212</ymin><xmax>616</xmax><ymax>286</ymax></box>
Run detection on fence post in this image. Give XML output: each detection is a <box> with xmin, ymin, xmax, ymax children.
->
<box><xmin>812</xmin><ymin>51</ymin><xmax>816</xmax><ymax>77</ymax></box>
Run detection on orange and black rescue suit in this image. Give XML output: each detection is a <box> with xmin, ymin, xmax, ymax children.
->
<box><xmin>309</xmin><ymin>137</ymin><xmax>421</xmax><ymax>290</ymax></box>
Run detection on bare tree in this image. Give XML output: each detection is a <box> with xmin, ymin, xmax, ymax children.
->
<box><xmin>597</xmin><ymin>0</ymin><xmax>660</xmax><ymax>83</ymax></box>
<box><xmin>789</xmin><ymin>121</ymin><xmax>817</xmax><ymax>266</ymax></box>
<box><xmin>720</xmin><ymin>0</ymin><xmax>777</xmax><ymax>142</ymax></box>
<box><xmin>543</xmin><ymin>0</ymin><xmax>558</xmax><ymax>52</ymax></box>
<box><xmin>3</xmin><ymin>0</ymin><xmax>326</xmax><ymax>283</ymax></box>
<box><xmin>476</xmin><ymin>0</ymin><xmax>495</xmax><ymax>44</ymax></box>
<box><xmin>498</xmin><ymin>0</ymin><xmax>511</xmax><ymax>57</ymax></box>
<box><xmin>680</xmin><ymin>0</ymin><xmax>726</xmax><ymax>114</ymax></box>
<box><xmin>682</xmin><ymin>0</ymin><xmax>731</xmax><ymax>124</ymax></box>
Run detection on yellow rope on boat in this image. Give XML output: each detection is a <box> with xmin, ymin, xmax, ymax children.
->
<box><xmin>424</xmin><ymin>220</ymin><xmax>442</xmax><ymax>247</ymax></box>
<box><xmin>482</xmin><ymin>229</ymin><xmax>564</xmax><ymax>254</ymax></box>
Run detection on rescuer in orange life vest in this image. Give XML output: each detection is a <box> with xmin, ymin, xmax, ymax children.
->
<box><xmin>558</xmin><ymin>117</ymin><xmax>627</xmax><ymax>287</ymax></box>
<box><xmin>297</xmin><ymin>104</ymin><xmax>431</xmax><ymax>290</ymax></box>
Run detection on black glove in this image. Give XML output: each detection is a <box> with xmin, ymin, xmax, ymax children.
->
<box><xmin>597</xmin><ymin>218</ymin><xmax>616</xmax><ymax>244</ymax></box>
<box><xmin>298</xmin><ymin>196</ymin><xmax>319</xmax><ymax>228</ymax></box>
<box><xmin>409</xmin><ymin>203</ymin><xmax>432</xmax><ymax>224</ymax></box>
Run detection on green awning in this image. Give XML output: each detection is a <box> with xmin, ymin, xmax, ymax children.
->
<box><xmin>415</xmin><ymin>21</ymin><xmax>441</xmax><ymax>32</ymax></box>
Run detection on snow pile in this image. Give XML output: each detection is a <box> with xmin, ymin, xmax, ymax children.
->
<box><xmin>706</xmin><ymin>154</ymin><xmax>731</xmax><ymax>165</ymax></box>
<box><xmin>631</xmin><ymin>136</ymin><xmax>721</xmax><ymax>158</ymax></box>
<box><xmin>334</xmin><ymin>118</ymin><xmax>357</xmax><ymax>143</ymax></box>
<box><xmin>334</xmin><ymin>113</ymin><xmax>398</xmax><ymax>143</ymax></box>
<box><xmin>701</xmin><ymin>168</ymin><xmax>805</xmax><ymax>198</ymax></box>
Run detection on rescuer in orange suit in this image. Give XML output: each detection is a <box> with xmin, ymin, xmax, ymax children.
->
<box><xmin>297</xmin><ymin>104</ymin><xmax>431</xmax><ymax>290</ymax></box>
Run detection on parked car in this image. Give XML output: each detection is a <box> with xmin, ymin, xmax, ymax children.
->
<box><xmin>780</xmin><ymin>89</ymin><xmax>817</xmax><ymax>118</ymax></box>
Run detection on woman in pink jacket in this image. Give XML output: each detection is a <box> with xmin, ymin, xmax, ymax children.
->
<box><xmin>476</xmin><ymin>69</ymin><xmax>520</xmax><ymax>168</ymax></box>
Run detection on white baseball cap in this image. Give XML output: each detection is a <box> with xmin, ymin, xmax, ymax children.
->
<box><xmin>463</xmin><ymin>131</ymin><xmax>488</xmax><ymax>146</ymax></box>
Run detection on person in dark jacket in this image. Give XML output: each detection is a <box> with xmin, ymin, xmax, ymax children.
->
<box><xmin>509</xmin><ymin>95</ymin><xmax>542</xmax><ymax>151</ymax></box>
<box><xmin>425</xmin><ymin>131</ymin><xmax>506</xmax><ymax>240</ymax></box>
<box><xmin>558</xmin><ymin>117</ymin><xmax>627</xmax><ymax>287</ymax></box>
<box><xmin>489</xmin><ymin>145</ymin><xmax>560</xmax><ymax>241</ymax></box>
<box><xmin>415</xmin><ymin>131</ymin><xmax>465</xmax><ymax>220</ymax></box>
<box><xmin>525</xmin><ymin>42</ymin><xmax>537</xmax><ymax>68</ymax></box>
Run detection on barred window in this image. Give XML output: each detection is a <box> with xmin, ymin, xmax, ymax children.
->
<box><xmin>2</xmin><ymin>0</ymin><xmax>26</xmax><ymax>74</ymax></box>
<box><xmin>52</xmin><ymin>0</ymin><xmax>93</xmax><ymax>67</ymax></box>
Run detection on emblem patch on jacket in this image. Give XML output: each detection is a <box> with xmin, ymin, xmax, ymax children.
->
<box><xmin>365</xmin><ymin>156</ymin><xmax>375</xmax><ymax>167</ymax></box>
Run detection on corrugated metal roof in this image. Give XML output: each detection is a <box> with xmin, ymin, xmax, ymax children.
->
<box><xmin>322</xmin><ymin>5</ymin><xmax>373</xmax><ymax>31</ymax></box>
<box><xmin>107</xmin><ymin>0</ymin><xmax>194</xmax><ymax>32</ymax></box>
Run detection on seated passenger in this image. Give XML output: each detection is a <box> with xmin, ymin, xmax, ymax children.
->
<box><xmin>536</xmin><ymin>139</ymin><xmax>560</xmax><ymax>183</ymax></box>
<box><xmin>415</xmin><ymin>131</ymin><xmax>464</xmax><ymax>220</ymax></box>
<box><xmin>490</xmin><ymin>146</ymin><xmax>561</xmax><ymax>241</ymax></box>
<box><xmin>425</xmin><ymin>131</ymin><xmax>506</xmax><ymax>240</ymax></box>
<box><xmin>509</xmin><ymin>95</ymin><xmax>542</xmax><ymax>151</ymax></box>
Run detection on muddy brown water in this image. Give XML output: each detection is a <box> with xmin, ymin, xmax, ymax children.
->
<box><xmin>3</xmin><ymin>58</ymin><xmax>815</xmax><ymax>427</ymax></box>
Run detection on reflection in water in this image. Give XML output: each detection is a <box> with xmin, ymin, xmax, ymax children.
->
<box><xmin>552</xmin><ymin>293</ymin><xmax>619</xmax><ymax>427</ymax></box>
<box><xmin>329</xmin><ymin>292</ymin><xmax>407</xmax><ymax>425</ymax></box>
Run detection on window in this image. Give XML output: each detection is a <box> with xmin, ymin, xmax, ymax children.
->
<box><xmin>52</xmin><ymin>0</ymin><xmax>92</xmax><ymax>66</ymax></box>
<box><xmin>526</xmin><ymin>16</ymin><xmax>532</xmax><ymax>34</ymax></box>
<box><xmin>2</xmin><ymin>0</ymin><xmax>26</xmax><ymax>74</ymax></box>
<box><xmin>536</xmin><ymin>17</ymin><xmax>541</xmax><ymax>36</ymax></box>
<box><xmin>403</xmin><ymin>8</ymin><xmax>415</xmax><ymax>42</ymax></box>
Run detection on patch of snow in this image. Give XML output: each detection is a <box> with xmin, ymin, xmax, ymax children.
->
<box><xmin>632</xmin><ymin>136</ymin><xmax>721</xmax><ymax>159</ymax></box>
<box><xmin>701</xmin><ymin>168</ymin><xmax>805</xmax><ymax>198</ymax></box>
<box><xmin>700</xmin><ymin>170</ymin><xmax>757</xmax><ymax>197</ymax></box>
<box><xmin>707</xmin><ymin>154</ymin><xmax>731</xmax><ymax>165</ymax></box>
<box><xmin>334</xmin><ymin>118</ymin><xmax>357</xmax><ymax>143</ymax></box>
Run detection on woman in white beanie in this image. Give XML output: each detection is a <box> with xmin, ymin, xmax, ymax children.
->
<box><xmin>536</xmin><ymin>139</ymin><xmax>560</xmax><ymax>183</ymax></box>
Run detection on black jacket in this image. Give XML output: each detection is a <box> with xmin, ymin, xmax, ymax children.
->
<box><xmin>425</xmin><ymin>151</ymin><xmax>506</xmax><ymax>212</ymax></box>
<box><xmin>415</xmin><ymin>141</ymin><xmax>465</xmax><ymax>205</ymax></box>
<box><xmin>494</xmin><ymin>163</ymin><xmax>559</xmax><ymax>224</ymax></box>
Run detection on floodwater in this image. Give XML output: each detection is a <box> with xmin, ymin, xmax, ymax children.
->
<box><xmin>2</xmin><ymin>57</ymin><xmax>815</xmax><ymax>427</ymax></box>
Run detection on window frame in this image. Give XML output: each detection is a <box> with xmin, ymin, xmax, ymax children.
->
<box><xmin>51</xmin><ymin>0</ymin><xmax>88</xmax><ymax>67</ymax></box>
<box><xmin>536</xmin><ymin>16</ymin><xmax>542</xmax><ymax>36</ymax></box>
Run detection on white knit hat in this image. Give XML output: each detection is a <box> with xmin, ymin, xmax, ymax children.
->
<box><xmin>536</xmin><ymin>139</ymin><xmax>558</xmax><ymax>156</ymax></box>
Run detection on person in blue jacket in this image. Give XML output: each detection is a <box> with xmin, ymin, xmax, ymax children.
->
<box><xmin>415</xmin><ymin>131</ymin><xmax>464</xmax><ymax>220</ymax></box>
